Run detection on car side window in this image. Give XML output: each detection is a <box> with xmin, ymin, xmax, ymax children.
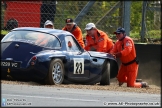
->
<box><xmin>65</xmin><ymin>36</ymin><xmax>79</xmax><ymax>52</ymax></box>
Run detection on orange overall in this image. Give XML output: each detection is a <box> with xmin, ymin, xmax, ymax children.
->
<box><xmin>84</xmin><ymin>30</ymin><xmax>114</xmax><ymax>53</ymax></box>
<box><xmin>110</xmin><ymin>36</ymin><xmax>142</xmax><ymax>88</ymax></box>
<box><xmin>62</xmin><ymin>26</ymin><xmax>85</xmax><ymax>49</ymax></box>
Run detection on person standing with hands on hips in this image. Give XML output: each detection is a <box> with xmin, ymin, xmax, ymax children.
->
<box><xmin>110</xmin><ymin>27</ymin><xmax>149</xmax><ymax>88</ymax></box>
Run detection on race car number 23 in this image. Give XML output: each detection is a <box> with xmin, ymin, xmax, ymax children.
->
<box><xmin>73</xmin><ymin>58</ymin><xmax>84</xmax><ymax>74</ymax></box>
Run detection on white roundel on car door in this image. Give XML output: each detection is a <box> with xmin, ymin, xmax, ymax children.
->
<box><xmin>73</xmin><ymin>58</ymin><xmax>84</xmax><ymax>74</ymax></box>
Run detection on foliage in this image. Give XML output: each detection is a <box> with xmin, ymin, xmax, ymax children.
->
<box><xmin>1</xmin><ymin>30</ymin><xmax>8</xmax><ymax>35</ymax></box>
<box><xmin>130</xmin><ymin>1</ymin><xmax>143</xmax><ymax>33</ymax></box>
<box><xmin>130</xmin><ymin>30</ymin><xmax>161</xmax><ymax>39</ymax></box>
<box><xmin>146</xmin><ymin>30</ymin><xmax>161</xmax><ymax>39</ymax></box>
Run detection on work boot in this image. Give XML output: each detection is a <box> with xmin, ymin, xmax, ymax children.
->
<box><xmin>136</xmin><ymin>79</ymin><xmax>142</xmax><ymax>82</ymax></box>
<box><xmin>119</xmin><ymin>82</ymin><xmax>124</xmax><ymax>86</ymax></box>
<box><xmin>141</xmin><ymin>82</ymin><xmax>149</xmax><ymax>88</ymax></box>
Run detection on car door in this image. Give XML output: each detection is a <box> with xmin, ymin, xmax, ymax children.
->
<box><xmin>64</xmin><ymin>35</ymin><xmax>92</xmax><ymax>81</ymax></box>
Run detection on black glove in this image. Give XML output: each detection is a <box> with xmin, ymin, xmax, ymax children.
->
<box><xmin>89</xmin><ymin>46</ymin><xmax>96</xmax><ymax>51</ymax></box>
<box><xmin>115</xmin><ymin>52</ymin><xmax>122</xmax><ymax>58</ymax></box>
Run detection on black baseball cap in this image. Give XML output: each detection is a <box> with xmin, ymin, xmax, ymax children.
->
<box><xmin>114</xmin><ymin>27</ymin><xmax>125</xmax><ymax>34</ymax></box>
<box><xmin>65</xmin><ymin>18</ymin><xmax>74</xmax><ymax>24</ymax></box>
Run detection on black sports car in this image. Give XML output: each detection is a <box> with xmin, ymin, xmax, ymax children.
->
<box><xmin>1</xmin><ymin>27</ymin><xmax>118</xmax><ymax>85</ymax></box>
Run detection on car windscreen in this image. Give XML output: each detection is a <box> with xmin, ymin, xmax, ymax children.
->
<box><xmin>1</xmin><ymin>30</ymin><xmax>61</xmax><ymax>48</ymax></box>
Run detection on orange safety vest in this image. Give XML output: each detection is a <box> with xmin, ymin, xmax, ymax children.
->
<box><xmin>85</xmin><ymin>29</ymin><xmax>114</xmax><ymax>53</ymax></box>
<box><xmin>110</xmin><ymin>36</ymin><xmax>136</xmax><ymax>63</ymax></box>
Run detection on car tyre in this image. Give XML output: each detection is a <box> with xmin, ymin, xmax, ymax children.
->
<box><xmin>100</xmin><ymin>61</ymin><xmax>110</xmax><ymax>85</ymax></box>
<box><xmin>45</xmin><ymin>59</ymin><xmax>64</xmax><ymax>85</ymax></box>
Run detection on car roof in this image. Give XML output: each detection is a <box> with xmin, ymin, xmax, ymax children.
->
<box><xmin>12</xmin><ymin>27</ymin><xmax>73</xmax><ymax>36</ymax></box>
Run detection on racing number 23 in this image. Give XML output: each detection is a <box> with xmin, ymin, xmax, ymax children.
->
<box><xmin>73</xmin><ymin>58</ymin><xmax>84</xmax><ymax>74</ymax></box>
<box><xmin>76</xmin><ymin>62</ymin><xmax>82</xmax><ymax>74</ymax></box>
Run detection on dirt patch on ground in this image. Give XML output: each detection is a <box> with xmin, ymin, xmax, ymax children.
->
<box><xmin>1</xmin><ymin>79</ymin><xmax>160</xmax><ymax>94</ymax></box>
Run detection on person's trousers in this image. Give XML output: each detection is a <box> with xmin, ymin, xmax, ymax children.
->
<box><xmin>117</xmin><ymin>62</ymin><xmax>142</xmax><ymax>88</ymax></box>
